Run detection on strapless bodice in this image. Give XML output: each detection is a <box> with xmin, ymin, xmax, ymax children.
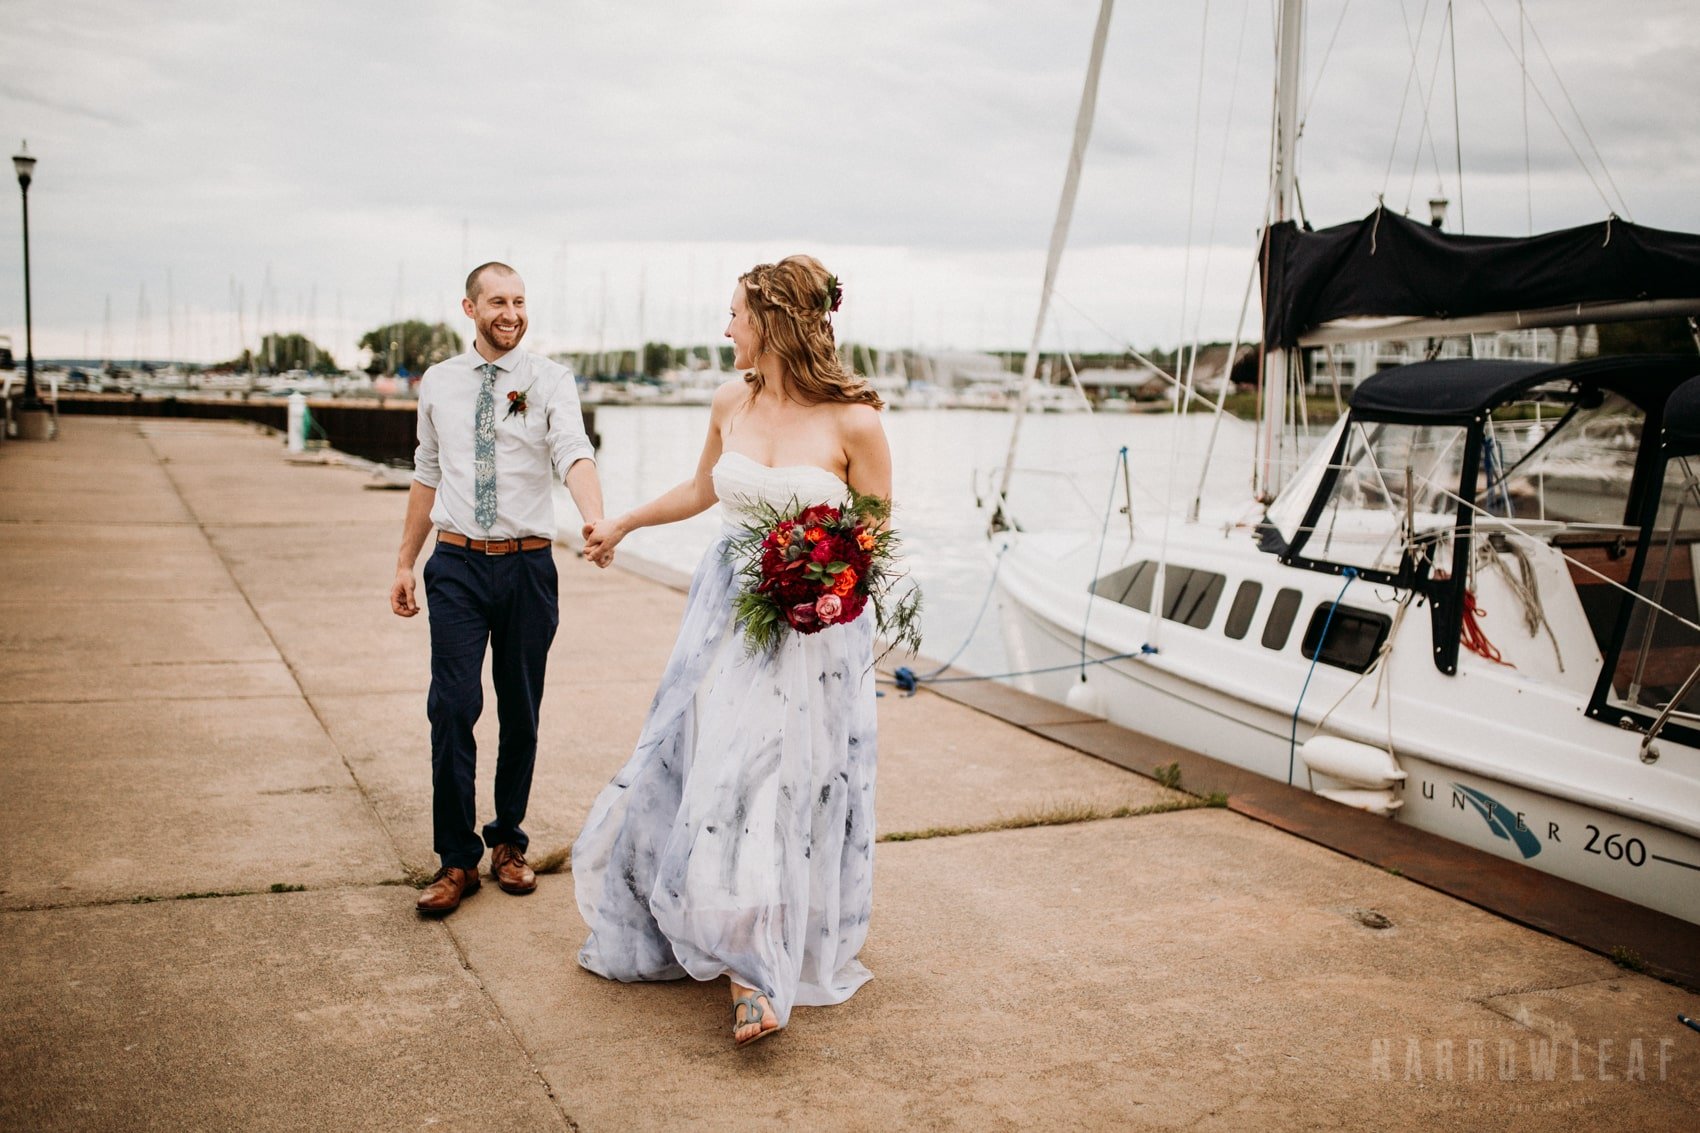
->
<box><xmin>712</xmin><ymin>451</ymin><xmax>849</xmax><ymax>533</ymax></box>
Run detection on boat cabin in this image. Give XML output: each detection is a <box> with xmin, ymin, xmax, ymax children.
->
<box><xmin>1260</xmin><ymin>354</ymin><xmax>1700</xmax><ymax>743</ymax></box>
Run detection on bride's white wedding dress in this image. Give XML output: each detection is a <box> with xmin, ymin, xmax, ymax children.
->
<box><xmin>572</xmin><ymin>451</ymin><xmax>878</xmax><ymax>1025</ymax></box>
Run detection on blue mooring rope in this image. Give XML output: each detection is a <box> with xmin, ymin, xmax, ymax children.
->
<box><xmin>912</xmin><ymin>542</ymin><xmax>1010</xmax><ymax>683</ymax></box>
<box><xmin>1286</xmin><ymin>567</ymin><xmax>1358</xmax><ymax>784</ymax></box>
<box><xmin>891</xmin><ymin>445</ymin><xmax>1151</xmax><ymax>697</ymax></box>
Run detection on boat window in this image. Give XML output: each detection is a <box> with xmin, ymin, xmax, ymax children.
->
<box><xmin>1091</xmin><ymin>560</ymin><xmax>1156</xmax><ymax>610</ymax></box>
<box><xmin>1301</xmin><ymin>605</ymin><xmax>1392</xmax><ymax>673</ymax></box>
<box><xmin>1262</xmin><ymin>588</ymin><xmax>1303</xmax><ymax>649</ymax></box>
<box><xmin>1604</xmin><ymin>454</ymin><xmax>1700</xmax><ymax>720</ymax></box>
<box><xmin>1296</xmin><ymin>421</ymin><xmax>1471</xmax><ymax>575</ymax></box>
<box><xmin>1481</xmin><ymin>388</ymin><xmax>1643</xmax><ymax>525</ymax></box>
<box><xmin>1090</xmin><ymin>561</ymin><xmax>1226</xmax><ymax>628</ymax></box>
<box><xmin>1224</xmin><ymin>581</ymin><xmax>1262</xmax><ymax>639</ymax></box>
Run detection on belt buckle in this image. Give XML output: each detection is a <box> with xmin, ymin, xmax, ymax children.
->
<box><xmin>483</xmin><ymin>537</ymin><xmax>512</xmax><ymax>556</ymax></box>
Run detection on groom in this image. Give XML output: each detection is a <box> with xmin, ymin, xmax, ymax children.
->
<box><xmin>390</xmin><ymin>261</ymin><xmax>605</xmax><ymax>916</ymax></box>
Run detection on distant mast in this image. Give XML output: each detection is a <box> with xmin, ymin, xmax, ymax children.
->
<box><xmin>1261</xmin><ymin>0</ymin><xmax>1305</xmax><ymax>499</ymax></box>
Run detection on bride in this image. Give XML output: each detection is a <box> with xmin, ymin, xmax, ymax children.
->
<box><xmin>575</xmin><ymin>255</ymin><xmax>891</xmax><ymax>1046</ymax></box>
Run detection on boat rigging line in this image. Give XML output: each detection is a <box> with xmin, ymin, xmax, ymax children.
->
<box><xmin>1381</xmin><ymin>0</ymin><xmax>1436</xmax><ymax>207</ymax></box>
<box><xmin>1394</xmin><ymin>0</ymin><xmax>1455</xmax><ymax>223</ymax></box>
<box><xmin>1472</xmin><ymin>0</ymin><xmax>1631</xmax><ymax>220</ymax></box>
<box><xmin>892</xmin><ymin>450</ymin><xmax>1148</xmax><ymax>696</ymax></box>
<box><xmin>1446</xmin><ymin>0</ymin><xmax>1465</xmax><ymax>233</ymax></box>
<box><xmin>991</xmin><ymin>0</ymin><xmax>1114</xmax><ymax>535</ymax></box>
<box><xmin>1079</xmin><ymin>447</ymin><xmax>1134</xmax><ymax>682</ymax></box>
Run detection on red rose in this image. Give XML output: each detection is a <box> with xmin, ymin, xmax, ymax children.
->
<box><xmin>816</xmin><ymin>593</ymin><xmax>843</xmax><ymax>623</ymax></box>
<box><xmin>809</xmin><ymin>539</ymin><xmax>836</xmax><ymax>564</ymax></box>
<box><xmin>787</xmin><ymin>600</ymin><xmax>819</xmax><ymax>630</ymax></box>
<box><xmin>798</xmin><ymin>504</ymin><xmax>840</xmax><ymax>527</ymax></box>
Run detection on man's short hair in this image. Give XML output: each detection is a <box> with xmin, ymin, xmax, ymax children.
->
<box><xmin>466</xmin><ymin>261</ymin><xmax>518</xmax><ymax>301</ymax></box>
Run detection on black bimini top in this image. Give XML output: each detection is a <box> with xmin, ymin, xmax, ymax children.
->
<box><xmin>1350</xmin><ymin>354</ymin><xmax>1700</xmax><ymax>425</ymax></box>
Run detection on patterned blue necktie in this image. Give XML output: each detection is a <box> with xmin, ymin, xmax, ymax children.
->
<box><xmin>474</xmin><ymin>362</ymin><xmax>498</xmax><ymax>531</ymax></box>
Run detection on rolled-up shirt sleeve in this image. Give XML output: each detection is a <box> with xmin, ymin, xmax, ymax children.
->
<box><xmin>546</xmin><ymin>369</ymin><xmax>596</xmax><ymax>478</ymax></box>
<box><xmin>412</xmin><ymin>378</ymin><xmax>441</xmax><ymax>488</ymax></box>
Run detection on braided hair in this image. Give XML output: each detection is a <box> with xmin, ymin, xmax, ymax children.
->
<box><xmin>739</xmin><ymin>255</ymin><xmax>883</xmax><ymax>409</ymax></box>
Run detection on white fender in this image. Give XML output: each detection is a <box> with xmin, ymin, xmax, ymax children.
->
<box><xmin>1300</xmin><ymin>735</ymin><xmax>1407</xmax><ymax>789</ymax></box>
<box><xmin>1316</xmin><ymin>787</ymin><xmax>1405</xmax><ymax>817</ymax></box>
<box><xmin>1065</xmin><ymin>675</ymin><xmax>1107</xmax><ymax>719</ymax></box>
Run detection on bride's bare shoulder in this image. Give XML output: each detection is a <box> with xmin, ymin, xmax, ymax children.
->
<box><xmin>835</xmin><ymin>400</ymin><xmax>885</xmax><ymax>438</ymax></box>
<box><xmin>712</xmin><ymin>378</ymin><xmax>749</xmax><ymax>410</ymax></box>
<box><xmin>709</xmin><ymin>378</ymin><xmax>752</xmax><ymax>430</ymax></box>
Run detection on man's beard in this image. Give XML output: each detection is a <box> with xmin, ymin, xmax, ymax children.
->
<box><xmin>480</xmin><ymin>315</ymin><xmax>527</xmax><ymax>351</ymax></box>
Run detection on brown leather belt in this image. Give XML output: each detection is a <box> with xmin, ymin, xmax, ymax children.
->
<box><xmin>436</xmin><ymin>531</ymin><xmax>552</xmax><ymax>555</ymax></box>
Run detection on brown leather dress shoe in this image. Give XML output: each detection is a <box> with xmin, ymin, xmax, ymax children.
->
<box><xmin>490</xmin><ymin>843</ymin><xmax>537</xmax><ymax>894</ymax></box>
<box><xmin>415</xmin><ymin>865</ymin><xmax>480</xmax><ymax>915</ymax></box>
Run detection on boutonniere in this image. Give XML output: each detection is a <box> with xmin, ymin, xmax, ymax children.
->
<box><xmin>504</xmin><ymin>383</ymin><xmax>535</xmax><ymax>418</ymax></box>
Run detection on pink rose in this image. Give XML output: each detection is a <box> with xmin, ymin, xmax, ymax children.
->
<box><xmin>815</xmin><ymin>593</ymin><xmax>843</xmax><ymax>623</ymax></box>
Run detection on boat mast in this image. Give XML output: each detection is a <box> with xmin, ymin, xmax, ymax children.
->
<box><xmin>1261</xmin><ymin>0</ymin><xmax>1304</xmax><ymax>498</ymax></box>
<box><xmin>990</xmin><ymin>0</ymin><xmax>1115</xmax><ymax>533</ymax></box>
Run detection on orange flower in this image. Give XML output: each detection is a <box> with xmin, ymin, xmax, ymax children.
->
<box><xmin>804</xmin><ymin>526</ymin><xmax>827</xmax><ymax>544</ymax></box>
<box><xmin>833</xmin><ymin>567</ymin><xmax>858</xmax><ymax>596</ymax></box>
<box><xmin>855</xmin><ymin>529</ymin><xmax>876</xmax><ymax>551</ymax></box>
<box><xmin>775</xmin><ymin>528</ymin><xmax>791</xmax><ymax>549</ymax></box>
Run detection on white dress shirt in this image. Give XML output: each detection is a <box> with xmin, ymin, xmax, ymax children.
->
<box><xmin>411</xmin><ymin>348</ymin><xmax>596</xmax><ymax>540</ymax></box>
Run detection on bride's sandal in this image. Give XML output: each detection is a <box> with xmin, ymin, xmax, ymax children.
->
<box><xmin>732</xmin><ymin>994</ymin><xmax>780</xmax><ymax>1047</ymax></box>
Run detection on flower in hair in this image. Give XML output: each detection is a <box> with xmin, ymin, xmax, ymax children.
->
<box><xmin>824</xmin><ymin>275</ymin><xmax>844</xmax><ymax>315</ymax></box>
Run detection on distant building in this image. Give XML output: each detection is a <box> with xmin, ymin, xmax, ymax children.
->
<box><xmin>1303</xmin><ymin>326</ymin><xmax>1598</xmax><ymax>393</ymax></box>
<box><xmin>1070</xmin><ymin>366</ymin><xmax>1167</xmax><ymax>405</ymax></box>
<box><xmin>922</xmin><ymin>350</ymin><xmax>1011</xmax><ymax>390</ymax></box>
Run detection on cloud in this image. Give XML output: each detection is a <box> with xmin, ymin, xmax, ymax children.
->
<box><xmin>0</xmin><ymin>0</ymin><xmax>1695</xmax><ymax>361</ymax></box>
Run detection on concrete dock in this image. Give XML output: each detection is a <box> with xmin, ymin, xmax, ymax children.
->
<box><xmin>2</xmin><ymin>416</ymin><xmax>1697</xmax><ymax>1131</ymax></box>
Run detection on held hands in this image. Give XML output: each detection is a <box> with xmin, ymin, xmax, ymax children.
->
<box><xmin>390</xmin><ymin>567</ymin><xmax>420</xmax><ymax>617</ymax></box>
<box><xmin>581</xmin><ymin>516</ymin><xmax>625</xmax><ymax>568</ymax></box>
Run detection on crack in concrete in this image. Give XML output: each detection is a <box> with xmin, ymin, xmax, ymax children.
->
<box><xmin>140</xmin><ymin>429</ymin><xmax>412</xmax><ymax>873</ymax></box>
<box><xmin>438</xmin><ymin>912</ymin><xmax>582</xmax><ymax>1131</ymax></box>
<box><xmin>0</xmin><ymin>518</ymin><xmax>198</xmax><ymax>527</ymax></box>
<box><xmin>139</xmin><ymin>427</ymin><xmax>579</xmax><ymax>1131</ymax></box>
<box><xmin>1</xmin><ymin>878</ymin><xmax>412</xmax><ymax>914</ymax></box>
<box><xmin>1471</xmin><ymin>975</ymin><xmax>1623</xmax><ymax>1003</ymax></box>
<box><xmin>879</xmin><ymin>796</ymin><xmax>1218</xmax><ymax>843</ymax></box>
<box><xmin>0</xmin><ymin>692</ymin><xmax>299</xmax><ymax>707</ymax></box>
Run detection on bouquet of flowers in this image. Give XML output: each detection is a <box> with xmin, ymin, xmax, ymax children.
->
<box><xmin>726</xmin><ymin>491</ymin><xmax>922</xmax><ymax>658</ymax></box>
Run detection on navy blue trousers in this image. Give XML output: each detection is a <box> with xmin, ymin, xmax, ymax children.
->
<box><xmin>423</xmin><ymin>542</ymin><xmax>559</xmax><ymax>870</ymax></box>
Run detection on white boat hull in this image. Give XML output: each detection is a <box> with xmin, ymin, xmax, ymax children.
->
<box><xmin>994</xmin><ymin>529</ymin><xmax>1700</xmax><ymax>925</ymax></box>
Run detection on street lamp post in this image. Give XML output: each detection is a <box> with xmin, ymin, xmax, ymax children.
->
<box><xmin>13</xmin><ymin>141</ymin><xmax>39</xmax><ymax>409</ymax></box>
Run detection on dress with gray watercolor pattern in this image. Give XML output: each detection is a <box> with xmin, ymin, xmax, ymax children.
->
<box><xmin>572</xmin><ymin>452</ymin><xmax>878</xmax><ymax>1025</ymax></box>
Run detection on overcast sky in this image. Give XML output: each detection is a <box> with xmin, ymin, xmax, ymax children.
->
<box><xmin>2</xmin><ymin>0</ymin><xmax>1696</xmax><ymax>366</ymax></box>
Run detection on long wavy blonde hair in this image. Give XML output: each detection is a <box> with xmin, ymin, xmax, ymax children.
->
<box><xmin>740</xmin><ymin>255</ymin><xmax>884</xmax><ymax>409</ymax></box>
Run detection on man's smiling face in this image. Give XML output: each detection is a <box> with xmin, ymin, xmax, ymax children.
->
<box><xmin>464</xmin><ymin>267</ymin><xmax>527</xmax><ymax>355</ymax></box>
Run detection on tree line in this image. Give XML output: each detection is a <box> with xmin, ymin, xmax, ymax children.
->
<box><xmin>210</xmin><ymin>317</ymin><xmax>1693</xmax><ymax>380</ymax></box>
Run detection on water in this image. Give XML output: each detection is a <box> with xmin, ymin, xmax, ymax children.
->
<box><xmin>556</xmin><ymin>405</ymin><xmax>1264</xmax><ymax>676</ymax></box>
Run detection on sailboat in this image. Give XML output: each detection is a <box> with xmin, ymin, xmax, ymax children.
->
<box><xmin>989</xmin><ymin>0</ymin><xmax>1700</xmax><ymax>924</ymax></box>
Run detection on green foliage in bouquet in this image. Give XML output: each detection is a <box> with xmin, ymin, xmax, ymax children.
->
<box><xmin>725</xmin><ymin>489</ymin><xmax>923</xmax><ymax>661</ymax></box>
